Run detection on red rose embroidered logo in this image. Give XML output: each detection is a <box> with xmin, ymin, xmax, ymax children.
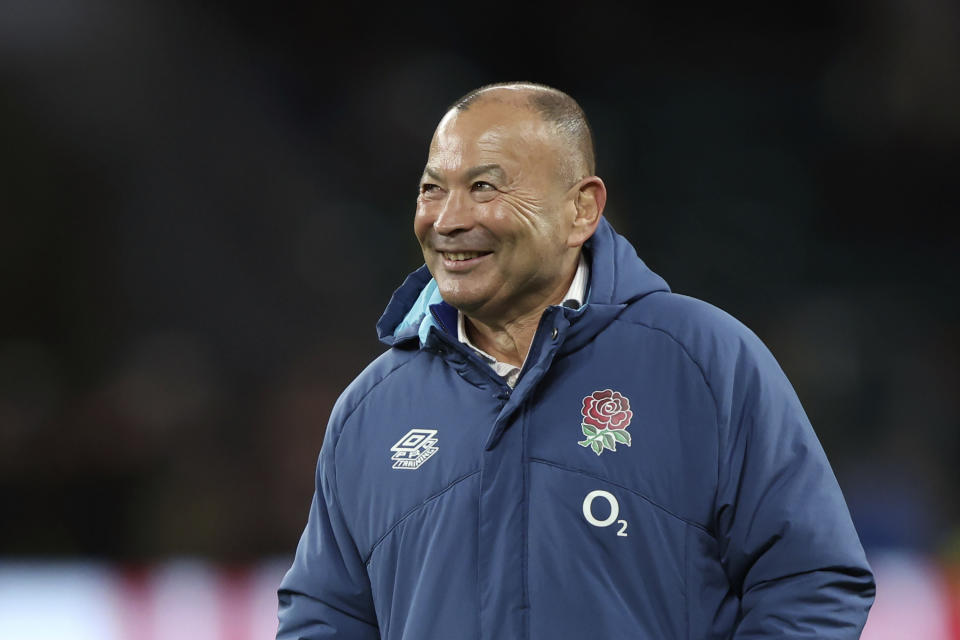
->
<box><xmin>578</xmin><ymin>389</ymin><xmax>633</xmax><ymax>455</ymax></box>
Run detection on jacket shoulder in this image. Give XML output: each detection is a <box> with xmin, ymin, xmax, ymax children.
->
<box><xmin>619</xmin><ymin>291</ymin><xmax>769</xmax><ymax>366</ymax></box>
<box><xmin>616</xmin><ymin>291</ymin><xmax>792</xmax><ymax>422</ymax></box>
<box><xmin>324</xmin><ymin>346</ymin><xmax>424</xmax><ymax>446</ymax></box>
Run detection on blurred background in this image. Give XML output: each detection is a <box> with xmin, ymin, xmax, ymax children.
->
<box><xmin>1</xmin><ymin>0</ymin><xmax>958</xmax><ymax>637</ymax></box>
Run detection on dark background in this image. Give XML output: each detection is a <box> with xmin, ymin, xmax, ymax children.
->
<box><xmin>1</xmin><ymin>0</ymin><xmax>957</xmax><ymax>561</ymax></box>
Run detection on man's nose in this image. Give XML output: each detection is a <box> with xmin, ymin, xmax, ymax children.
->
<box><xmin>433</xmin><ymin>189</ymin><xmax>474</xmax><ymax>235</ymax></box>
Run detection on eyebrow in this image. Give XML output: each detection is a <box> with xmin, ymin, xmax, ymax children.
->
<box><xmin>465</xmin><ymin>164</ymin><xmax>506</xmax><ymax>182</ymax></box>
<box><xmin>422</xmin><ymin>164</ymin><xmax>507</xmax><ymax>183</ymax></box>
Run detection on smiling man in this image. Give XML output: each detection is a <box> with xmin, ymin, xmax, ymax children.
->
<box><xmin>414</xmin><ymin>91</ymin><xmax>605</xmax><ymax>377</ymax></box>
<box><xmin>277</xmin><ymin>83</ymin><xmax>875</xmax><ymax>639</ymax></box>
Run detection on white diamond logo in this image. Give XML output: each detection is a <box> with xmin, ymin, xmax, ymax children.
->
<box><xmin>390</xmin><ymin>429</ymin><xmax>439</xmax><ymax>470</ymax></box>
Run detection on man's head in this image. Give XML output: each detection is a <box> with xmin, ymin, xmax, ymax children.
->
<box><xmin>414</xmin><ymin>82</ymin><xmax>606</xmax><ymax>325</ymax></box>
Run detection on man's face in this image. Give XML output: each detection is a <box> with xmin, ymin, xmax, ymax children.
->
<box><xmin>414</xmin><ymin>100</ymin><xmax>579</xmax><ymax>323</ymax></box>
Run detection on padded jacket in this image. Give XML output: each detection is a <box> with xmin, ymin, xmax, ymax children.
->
<box><xmin>277</xmin><ymin>218</ymin><xmax>875</xmax><ymax>639</ymax></box>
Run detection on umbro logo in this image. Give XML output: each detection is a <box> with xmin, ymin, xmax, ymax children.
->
<box><xmin>390</xmin><ymin>429</ymin><xmax>439</xmax><ymax>470</ymax></box>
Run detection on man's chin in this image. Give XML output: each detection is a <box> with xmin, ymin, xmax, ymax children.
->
<box><xmin>437</xmin><ymin>294</ymin><xmax>482</xmax><ymax>315</ymax></box>
<box><xmin>435</xmin><ymin>282</ymin><xmax>487</xmax><ymax>315</ymax></box>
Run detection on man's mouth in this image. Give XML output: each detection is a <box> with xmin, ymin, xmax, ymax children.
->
<box><xmin>438</xmin><ymin>250</ymin><xmax>493</xmax><ymax>271</ymax></box>
<box><xmin>441</xmin><ymin>251</ymin><xmax>491</xmax><ymax>261</ymax></box>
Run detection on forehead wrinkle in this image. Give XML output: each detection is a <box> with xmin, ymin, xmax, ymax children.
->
<box><xmin>423</xmin><ymin>141</ymin><xmax>466</xmax><ymax>179</ymax></box>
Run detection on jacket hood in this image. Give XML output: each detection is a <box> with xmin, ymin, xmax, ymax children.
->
<box><xmin>376</xmin><ymin>217</ymin><xmax>670</xmax><ymax>348</ymax></box>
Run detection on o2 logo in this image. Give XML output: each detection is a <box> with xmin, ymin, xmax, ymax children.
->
<box><xmin>582</xmin><ymin>490</ymin><xmax>628</xmax><ymax>537</ymax></box>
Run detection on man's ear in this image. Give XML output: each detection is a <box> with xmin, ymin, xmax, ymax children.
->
<box><xmin>568</xmin><ymin>176</ymin><xmax>606</xmax><ymax>248</ymax></box>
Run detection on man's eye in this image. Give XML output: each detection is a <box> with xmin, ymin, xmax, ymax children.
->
<box><xmin>471</xmin><ymin>181</ymin><xmax>495</xmax><ymax>192</ymax></box>
<box><xmin>420</xmin><ymin>183</ymin><xmax>440</xmax><ymax>195</ymax></box>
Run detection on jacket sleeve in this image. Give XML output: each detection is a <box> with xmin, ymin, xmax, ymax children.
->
<box><xmin>277</xmin><ymin>427</ymin><xmax>380</xmax><ymax>640</ymax></box>
<box><xmin>715</xmin><ymin>333</ymin><xmax>875</xmax><ymax>638</ymax></box>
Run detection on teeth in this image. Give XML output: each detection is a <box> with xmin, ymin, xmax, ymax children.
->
<box><xmin>443</xmin><ymin>251</ymin><xmax>484</xmax><ymax>261</ymax></box>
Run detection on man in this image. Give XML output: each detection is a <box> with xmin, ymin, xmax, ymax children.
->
<box><xmin>277</xmin><ymin>82</ymin><xmax>875</xmax><ymax>639</ymax></box>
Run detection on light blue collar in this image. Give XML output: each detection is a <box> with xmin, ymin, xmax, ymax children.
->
<box><xmin>393</xmin><ymin>277</ymin><xmax>443</xmax><ymax>345</ymax></box>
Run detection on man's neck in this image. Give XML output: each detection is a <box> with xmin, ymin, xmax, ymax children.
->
<box><xmin>461</xmin><ymin>253</ymin><xmax>584</xmax><ymax>367</ymax></box>
<box><xmin>463</xmin><ymin>307</ymin><xmax>545</xmax><ymax>368</ymax></box>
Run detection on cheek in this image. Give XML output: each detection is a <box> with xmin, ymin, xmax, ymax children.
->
<box><xmin>481</xmin><ymin>204</ymin><xmax>511</xmax><ymax>228</ymax></box>
<box><xmin>484</xmin><ymin>200</ymin><xmax>543</xmax><ymax>243</ymax></box>
<box><xmin>413</xmin><ymin>205</ymin><xmax>433</xmax><ymax>241</ymax></box>
<box><xmin>499</xmin><ymin>191</ymin><xmax>544</xmax><ymax>223</ymax></box>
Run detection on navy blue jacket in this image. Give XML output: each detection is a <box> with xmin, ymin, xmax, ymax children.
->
<box><xmin>277</xmin><ymin>219</ymin><xmax>875</xmax><ymax>639</ymax></box>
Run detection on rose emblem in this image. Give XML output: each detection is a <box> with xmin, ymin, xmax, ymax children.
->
<box><xmin>578</xmin><ymin>389</ymin><xmax>633</xmax><ymax>455</ymax></box>
<box><xmin>582</xmin><ymin>389</ymin><xmax>633</xmax><ymax>430</ymax></box>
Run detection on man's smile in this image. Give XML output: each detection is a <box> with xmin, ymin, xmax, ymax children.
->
<box><xmin>439</xmin><ymin>251</ymin><xmax>493</xmax><ymax>270</ymax></box>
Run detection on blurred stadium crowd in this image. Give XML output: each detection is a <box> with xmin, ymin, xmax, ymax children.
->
<box><xmin>1</xmin><ymin>0</ymin><xmax>958</xmax><ymax>636</ymax></box>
